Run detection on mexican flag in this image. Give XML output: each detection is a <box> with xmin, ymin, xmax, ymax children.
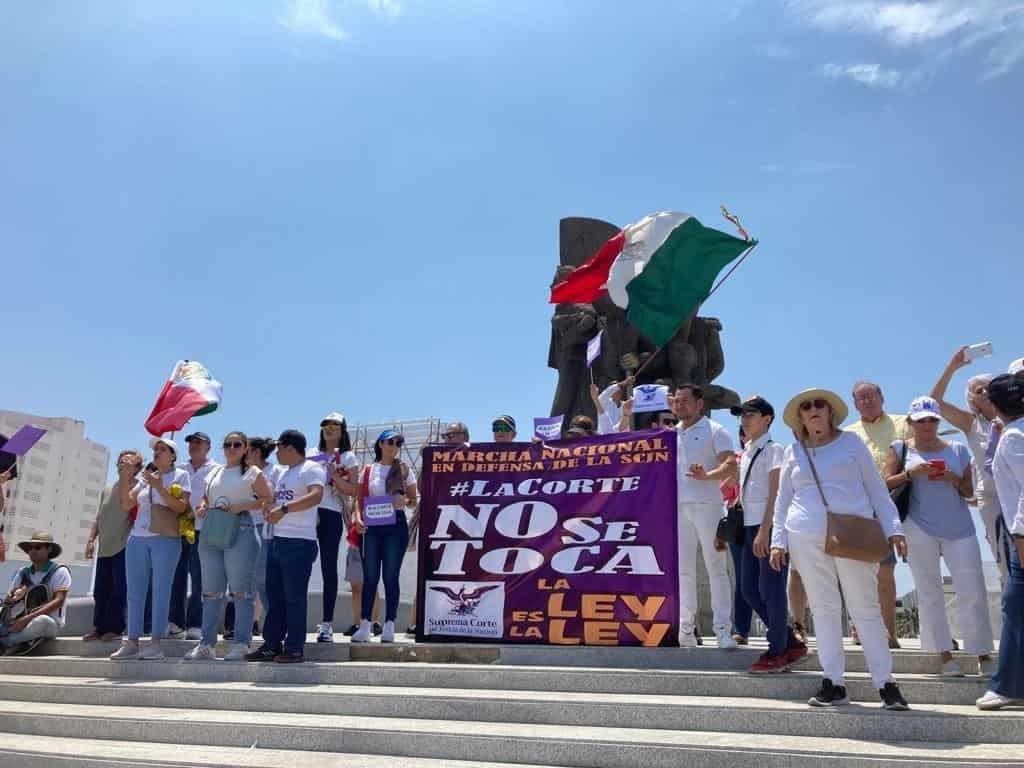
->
<box><xmin>144</xmin><ymin>360</ymin><xmax>223</xmax><ymax>436</ymax></box>
<box><xmin>549</xmin><ymin>212</ymin><xmax>755</xmax><ymax>346</ymax></box>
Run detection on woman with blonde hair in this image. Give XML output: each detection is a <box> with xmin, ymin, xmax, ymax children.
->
<box><xmin>770</xmin><ymin>389</ymin><xmax>909</xmax><ymax>710</ymax></box>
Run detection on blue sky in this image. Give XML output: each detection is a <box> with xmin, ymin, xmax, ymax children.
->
<box><xmin>3</xmin><ymin>2</ymin><xmax>1021</xmax><ymax>591</ymax></box>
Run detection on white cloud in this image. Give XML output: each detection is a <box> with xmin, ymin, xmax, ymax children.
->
<box><xmin>821</xmin><ymin>61</ymin><xmax>905</xmax><ymax>85</ymax></box>
<box><xmin>278</xmin><ymin>0</ymin><xmax>402</xmax><ymax>42</ymax></box>
<box><xmin>278</xmin><ymin>0</ymin><xmax>349</xmax><ymax>40</ymax></box>
<box><xmin>788</xmin><ymin>1</ymin><xmax>1024</xmax><ymax>79</ymax></box>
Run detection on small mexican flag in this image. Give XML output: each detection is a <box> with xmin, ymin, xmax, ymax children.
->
<box><xmin>549</xmin><ymin>212</ymin><xmax>754</xmax><ymax>346</ymax></box>
<box><xmin>144</xmin><ymin>360</ymin><xmax>223</xmax><ymax>437</ymax></box>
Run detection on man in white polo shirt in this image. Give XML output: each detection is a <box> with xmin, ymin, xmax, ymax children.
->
<box><xmin>672</xmin><ymin>383</ymin><xmax>738</xmax><ymax>649</ymax></box>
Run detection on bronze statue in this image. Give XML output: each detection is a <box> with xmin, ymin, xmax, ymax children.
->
<box><xmin>548</xmin><ymin>217</ymin><xmax>740</xmax><ymax>424</ymax></box>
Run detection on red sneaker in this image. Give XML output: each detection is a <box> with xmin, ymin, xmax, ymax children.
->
<box><xmin>782</xmin><ymin>642</ymin><xmax>809</xmax><ymax>669</ymax></box>
<box><xmin>749</xmin><ymin>652</ymin><xmax>787</xmax><ymax>674</ymax></box>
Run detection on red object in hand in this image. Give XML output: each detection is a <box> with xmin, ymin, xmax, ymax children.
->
<box><xmin>928</xmin><ymin>458</ymin><xmax>946</xmax><ymax>480</ymax></box>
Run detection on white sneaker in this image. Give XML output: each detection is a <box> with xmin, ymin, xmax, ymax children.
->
<box><xmin>715</xmin><ymin>628</ymin><xmax>738</xmax><ymax>651</ymax></box>
<box><xmin>109</xmin><ymin>641</ymin><xmax>140</xmax><ymax>661</ymax></box>
<box><xmin>185</xmin><ymin>627</ymin><xmax>202</xmax><ymax>641</ymax></box>
<box><xmin>381</xmin><ymin>621</ymin><xmax>395</xmax><ymax>643</ymax></box>
<box><xmin>977</xmin><ymin>690</ymin><xmax>1024</xmax><ymax>710</ymax></box>
<box><xmin>316</xmin><ymin>622</ymin><xmax>334</xmax><ymax>643</ymax></box>
<box><xmin>223</xmin><ymin>643</ymin><xmax>249</xmax><ymax>662</ymax></box>
<box><xmin>166</xmin><ymin>623</ymin><xmax>185</xmax><ymax>639</ymax></box>
<box><xmin>184</xmin><ymin>644</ymin><xmax>216</xmax><ymax>662</ymax></box>
<box><xmin>940</xmin><ymin>659</ymin><xmax>965</xmax><ymax>678</ymax></box>
<box><xmin>139</xmin><ymin>642</ymin><xmax>165</xmax><ymax>661</ymax></box>
<box><xmin>678</xmin><ymin>627</ymin><xmax>698</xmax><ymax>648</ymax></box>
<box><xmin>351</xmin><ymin>620</ymin><xmax>372</xmax><ymax>643</ymax></box>
<box><xmin>978</xmin><ymin>657</ymin><xmax>997</xmax><ymax>678</ymax></box>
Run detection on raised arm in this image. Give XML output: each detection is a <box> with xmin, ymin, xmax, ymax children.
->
<box><xmin>930</xmin><ymin>347</ymin><xmax>976</xmax><ymax>433</ymax></box>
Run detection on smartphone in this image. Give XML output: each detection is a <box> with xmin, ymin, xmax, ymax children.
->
<box><xmin>964</xmin><ymin>342</ymin><xmax>994</xmax><ymax>362</ymax></box>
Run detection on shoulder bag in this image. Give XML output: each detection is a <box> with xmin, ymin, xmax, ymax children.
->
<box><xmin>201</xmin><ymin>466</ymin><xmax>243</xmax><ymax>550</ymax></box>
<box><xmin>889</xmin><ymin>440</ymin><xmax>912</xmax><ymax>523</ymax></box>
<box><xmin>800</xmin><ymin>441</ymin><xmax>891</xmax><ymax>562</ymax></box>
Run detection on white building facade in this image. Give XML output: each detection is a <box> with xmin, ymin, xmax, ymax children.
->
<box><xmin>1</xmin><ymin>410</ymin><xmax>109</xmax><ymax>566</ymax></box>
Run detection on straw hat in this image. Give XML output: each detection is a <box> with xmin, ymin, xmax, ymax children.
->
<box><xmin>18</xmin><ymin>531</ymin><xmax>62</xmax><ymax>560</ymax></box>
<box><xmin>782</xmin><ymin>388</ymin><xmax>849</xmax><ymax>432</ymax></box>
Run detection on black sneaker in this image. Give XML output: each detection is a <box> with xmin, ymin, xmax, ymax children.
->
<box><xmin>694</xmin><ymin>628</ymin><xmax>703</xmax><ymax>646</ymax></box>
<box><xmin>880</xmin><ymin>682</ymin><xmax>910</xmax><ymax>711</ymax></box>
<box><xmin>252</xmin><ymin>621</ymin><xmax>260</xmax><ymax>637</ymax></box>
<box><xmin>372</xmin><ymin>622</ymin><xmax>383</xmax><ymax>636</ymax></box>
<box><xmin>342</xmin><ymin>624</ymin><xmax>359</xmax><ymax>637</ymax></box>
<box><xmin>223</xmin><ymin>630</ymin><xmax>235</xmax><ymax>640</ymax></box>
<box><xmin>244</xmin><ymin>648</ymin><xmax>278</xmax><ymax>662</ymax></box>
<box><xmin>405</xmin><ymin>625</ymin><xmax>417</xmax><ymax>635</ymax></box>
<box><xmin>808</xmin><ymin>678</ymin><xmax>849</xmax><ymax>707</ymax></box>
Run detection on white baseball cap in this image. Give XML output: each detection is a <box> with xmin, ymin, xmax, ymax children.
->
<box><xmin>148</xmin><ymin>436</ymin><xmax>179</xmax><ymax>454</ymax></box>
<box><xmin>320</xmin><ymin>412</ymin><xmax>346</xmax><ymax>426</ymax></box>
<box><xmin>1009</xmin><ymin>357</ymin><xmax>1024</xmax><ymax>375</ymax></box>
<box><xmin>908</xmin><ymin>396</ymin><xmax>942</xmax><ymax>422</ymax></box>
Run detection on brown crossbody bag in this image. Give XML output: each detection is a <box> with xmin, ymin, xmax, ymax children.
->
<box><xmin>799</xmin><ymin>441</ymin><xmax>891</xmax><ymax>563</ymax></box>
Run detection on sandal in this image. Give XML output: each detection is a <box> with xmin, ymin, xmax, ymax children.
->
<box><xmin>82</xmin><ymin>630</ymin><xmax>101</xmax><ymax>642</ymax></box>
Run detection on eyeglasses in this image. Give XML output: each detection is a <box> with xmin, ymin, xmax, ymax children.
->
<box><xmin>799</xmin><ymin>399</ymin><xmax>829</xmax><ymax>412</ymax></box>
<box><xmin>223</xmin><ymin>441</ymin><xmax>245</xmax><ymax>450</ymax></box>
<box><xmin>384</xmin><ymin>437</ymin><xmax>405</xmax><ymax>447</ymax></box>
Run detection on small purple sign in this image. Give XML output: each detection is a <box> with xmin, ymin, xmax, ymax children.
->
<box><xmin>0</xmin><ymin>426</ymin><xmax>47</xmax><ymax>457</ymax></box>
<box><xmin>364</xmin><ymin>495</ymin><xmax>397</xmax><ymax>526</ymax></box>
<box><xmin>533</xmin><ymin>415</ymin><xmax>564</xmax><ymax>441</ymax></box>
<box><xmin>417</xmin><ymin>431</ymin><xmax>679</xmax><ymax>646</ymax></box>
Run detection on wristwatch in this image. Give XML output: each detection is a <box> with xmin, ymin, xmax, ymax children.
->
<box><xmin>281</xmin><ymin>504</ymin><xmax>289</xmax><ymax>516</ymax></box>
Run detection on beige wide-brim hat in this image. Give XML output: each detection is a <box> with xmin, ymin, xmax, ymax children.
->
<box><xmin>18</xmin><ymin>531</ymin><xmax>62</xmax><ymax>559</ymax></box>
<box><xmin>783</xmin><ymin>388</ymin><xmax>849</xmax><ymax>432</ymax></box>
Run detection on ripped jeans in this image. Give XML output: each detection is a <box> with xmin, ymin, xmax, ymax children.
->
<box><xmin>197</xmin><ymin>513</ymin><xmax>261</xmax><ymax>646</ymax></box>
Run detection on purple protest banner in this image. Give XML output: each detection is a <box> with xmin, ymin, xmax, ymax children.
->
<box><xmin>416</xmin><ymin>431</ymin><xmax>679</xmax><ymax>646</ymax></box>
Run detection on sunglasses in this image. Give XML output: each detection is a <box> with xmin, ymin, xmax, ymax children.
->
<box><xmin>28</xmin><ymin>544</ymin><xmax>50</xmax><ymax>551</ymax></box>
<box><xmin>914</xmin><ymin>417</ymin><xmax>940</xmax><ymax>424</ymax></box>
<box><xmin>492</xmin><ymin>423</ymin><xmax>514</xmax><ymax>433</ymax></box>
<box><xmin>442</xmin><ymin>431</ymin><xmax>466</xmax><ymax>440</ymax></box>
<box><xmin>223</xmin><ymin>441</ymin><xmax>245</xmax><ymax>450</ymax></box>
<box><xmin>799</xmin><ymin>398</ymin><xmax>829</xmax><ymax>412</ymax></box>
<box><xmin>384</xmin><ymin>437</ymin><xmax>405</xmax><ymax>447</ymax></box>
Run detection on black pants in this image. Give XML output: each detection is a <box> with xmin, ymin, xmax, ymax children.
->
<box><xmin>317</xmin><ymin>508</ymin><xmax>344</xmax><ymax>623</ymax></box>
<box><xmin>92</xmin><ymin>549</ymin><xmax>127</xmax><ymax>635</ymax></box>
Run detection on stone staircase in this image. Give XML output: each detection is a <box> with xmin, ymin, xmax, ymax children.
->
<box><xmin>0</xmin><ymin>637</ymin><xmax>1019</xmax><ymax>767</ymax></box>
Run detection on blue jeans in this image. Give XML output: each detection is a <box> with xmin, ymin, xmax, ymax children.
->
<box><xmin>739</xmin><ymin>524</ymin><xmax>797</xmax><ymax>657</ymax></box>
<box><xmin>729</xmin><ymin>540</ymin><xmax>752</xmax><ymax>637</ymax></box>
<box><xmin>92</xmin><ymin>548</ymin><xmax>127</xmax><ymax>635</ymax></box>
<box><xmin>126</xmin><ymin>535</ymin><xmax>182</xmax><ymax>640</ymax></box>
<box><xmin>361</xmin><ymin>514</ymin><xmax>409</xmax><ymax>623</ymax></box>
<box><xmin>261</xmin><ymin>537</ymin><xmax>318</xmax><ymax>655</ymax></box>
<box><xmin>198</xmin><ymin>514</ymin><xmax>260</xmax><ymax>646</ymax></box>
<box><xmin>254</xmin><ymin>523</ymin><xmax>269</xmax><ymax>613</ymax></box>
<box><xmin>170</xmin><ymin>531</ymin><xmax>202</xmax><ymax>629</ymax></box>
<box><xmin>991</xmin><ymin>543</ymin><xmax>1024</xmax><ymax>699</ymax></box>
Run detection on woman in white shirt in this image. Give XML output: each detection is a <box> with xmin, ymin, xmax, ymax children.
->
<box><xmin>770</xmin><ymin>389</ymin><xmax>909</xmax><ymax>711</ymax></box>
<box><xmin>186</xmin><ymin>432</ymin><xmax>273</xmax><ymax>662</ymax></box>
<box><xmin>313</xmin><ymin>413</ymin><xmax>360</xmax><ymax>643</ymax></box>
<box><xmin>351</xmin><ymin>430</ymin><xmax>417</xmax><ymax>643</ymax></box>
<box><xmin>110</xmin><ymin>437</ymin><xmax>191</xmax><ymax>661</ymax></box>
<box><xmin>931</xmin><ymin>346</ymin><xmax>1005</xmax><ymax>583</ymax></box>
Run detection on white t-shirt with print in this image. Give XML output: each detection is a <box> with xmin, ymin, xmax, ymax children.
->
<box><xmin>9</xmin><ymin>565</ymin><xmax>72</xmax><ymax>627</ymax></box>
<box><xmin>677</xmin><ymin>417</ymin><xmax>734</xmax><ymax>505</ymax></box>
<box><xmin>271</xmin><ymin>461</ymin><xmax>326</xmax><ymax>541</ymax></box>
<box><xmin>739</xmin><ymin>434</ymin><xmax>785</xmax><ymax>527</ymax></box>
<box><xmin>131</xmin><ymin>468</ymin><xmax>192</xmax><ymax>538</ymax></box>
<box><xmin>205</xmin><ymin>465</ymin><xmax>263</xmax><ymax>513</ymax></box>
<box><xmin>309</xmin><ymin>450</ymin><xmax>359</xmax><ymax>513</ymax></box>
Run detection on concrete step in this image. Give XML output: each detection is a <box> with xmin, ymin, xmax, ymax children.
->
<box><xmin>42</xmin><ymin>636</ymin><xmax>996</xmax><ymax>675</ymax></box>
<box><xmin>0</xmin><ymin>655</ymin><xmax>990</xmax><ymax>706</ymax></box>
<box><xmin>0</xmin><ymin>673</ymin><xmax>1015</xmax><ymax>744</ymax></box>
<box><xmin>0</xmin><ymin>734</ymin><xmax>564</xmax><ymax>768</ymax></box>
<box><xmin>0</xmin><ymin>700</ymin><xmax>1016</xmax><ymax>767</ymax></box>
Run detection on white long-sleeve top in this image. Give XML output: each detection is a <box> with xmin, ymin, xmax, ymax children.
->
<box><xmin>771</xmin><ymin>430</ymin><xmax>903</xmax><ymax>551</ymax></box>
<box><xmin>596</xmin><ymin>383</ymin><xmax>623</xmax><ymax>435</ymax></box>
<box><xmin>992</xmin><ymin>416</ymin><xmax>1024</xmax><ymax>537</ymax></box>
